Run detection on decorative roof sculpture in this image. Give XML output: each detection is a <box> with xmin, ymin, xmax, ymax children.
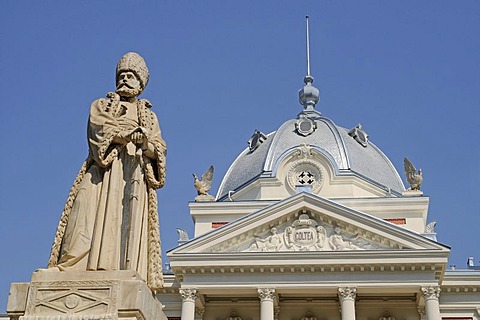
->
<box><xmin>404</xmin><ymin>157</ymin><xmax>423</xmax><ymax>191</ymax></box>
<box><xmin>193</xmin><ymin>165</ymin><xmax>215</xmax><ymax>202</ymax></box>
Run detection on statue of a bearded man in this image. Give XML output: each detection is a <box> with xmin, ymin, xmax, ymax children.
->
<box><xmin>47</xmin><ymin>52</ymin><xmax>166</xmax><ymax>291</ymax></box>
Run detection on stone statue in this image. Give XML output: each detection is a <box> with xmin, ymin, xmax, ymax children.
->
<box><xmin>425</xmin><ymin>221</ymin><xmax>437</xmax><ymax>233</ymax></box>
<box><xmin>404</xmin><ymin>157</ymin><xmax>422</xmax><ymax>191</ymax></box>
<box><xmin>193</xmin><ymin>165</ymin><xmax>215</xmax><ymax>202</ymax></box>
<box><xmin>47</xmin><ymin>52</ymin><xmax>166</xmax><ymax>291</ymax></box>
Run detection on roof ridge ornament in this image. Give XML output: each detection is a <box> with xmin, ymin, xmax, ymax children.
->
<box><xmin>298</xmin><ymin>15</ymin><xmax>321</xmax><ymax>119</ymax></box>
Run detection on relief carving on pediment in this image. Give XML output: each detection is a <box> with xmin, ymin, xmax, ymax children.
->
<box><xmin>244</xmin><ymin>213</ymin><xmax>383</xmax><ymax>253</ymax></box>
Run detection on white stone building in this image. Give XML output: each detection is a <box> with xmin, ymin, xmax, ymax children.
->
<box><xmin>158</xmin><ymin>72</ymin><xmax>480</xmax><ymax>319</ymax></box>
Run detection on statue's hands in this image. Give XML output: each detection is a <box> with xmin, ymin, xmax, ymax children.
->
<box><xmin>129</xmin><ymin>127</ymin><xmax>148</xmax><ymax>146</ymax></box>
<box><xmin>130</xmin><ymin>131</ymin><xmax>144</xmax><ymax>145</ymax></box>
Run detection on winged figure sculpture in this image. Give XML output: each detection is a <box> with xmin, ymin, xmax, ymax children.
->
<box><xmin>176</xmin><ymin>228</ymin><xmax>189</xmax><ymax>241</ymax></box>
<box><xmin>193</xmin><ymin>165</ymin><xmax>214</xmax><ymax>197</ymax></box>
<box><xmin>425</xmin><ymin>221</ymin><xmax>436</xmax><ymax>233</ymax></box>
<box><xmin>404</xmin><ymin>157</ymin><xmax>422</xmax><ymax>191</ymax></box>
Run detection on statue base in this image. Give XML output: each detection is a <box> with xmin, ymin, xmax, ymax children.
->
<box><xmin>7</xmin><ymin>270</ymin><xmax>167</xmax><ymax>320</ymax></box>
<box><xmin>402</xmin><ymin>189</ymin><xmax>423</xmax><ymax>197</ymax></box>
<box><xmin>195</xmin><ymin>194</ymin><xmax>215</xmax><ymax>202</ymax></box>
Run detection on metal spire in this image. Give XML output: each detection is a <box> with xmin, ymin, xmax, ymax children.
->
<box><xmin>306</xmin><ymin>15</ymin><xmax>311</xmax><ymax>78</ymax></box>
<box><xmin>298</xmin><ymin>15</ymin><xmax>320</xmax><ymax>117</ymax></box>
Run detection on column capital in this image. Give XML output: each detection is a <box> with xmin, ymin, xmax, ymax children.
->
<box><xmin>180</xmin><ymin>288</ymin><xmax>198</xmax><ymax>302</ymax></box>
<box><xmin>258</xmin><ymin>288</ymin><xmax>276</xmax><ymax>302</ymax></box>
<box><xmin>421</xmin><ymin>286</ymin><xmax>441</xmax><ymax>300</ymax></box>
<box><xmin>338</xmin><ymin>287</ymin><xmax>357</xmax><ymax>302</ymax></box>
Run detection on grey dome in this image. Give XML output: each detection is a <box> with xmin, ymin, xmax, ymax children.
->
<box><xmin>216</xmin><ymin>116</ymin><xmax>405</xmax><ymax>201</ymax></box>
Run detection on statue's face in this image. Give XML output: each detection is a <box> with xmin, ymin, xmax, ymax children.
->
<box><xmin>116</xmin><ymin>71</ymin><xmax>142</xmax><ymax>98</ymax></box>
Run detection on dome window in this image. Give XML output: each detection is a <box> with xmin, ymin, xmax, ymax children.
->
<box><xmin>248</xmin><ymin>129</ymin><xmax>267</xmax><ymax>152</ymax></box>
<box><xmin>348</xmin><ymin>123</ymin><xmax>369</xmax><ymax>147</ymax></box>
<box><xmin>295</xmin><ymin>117</ymin><xmax>317</xmax><ymax>137</ymax></box>
<box><xmin>287</xmin><ymin>160</ymin><xmax>324</xmax><ymax>193</ymax></box>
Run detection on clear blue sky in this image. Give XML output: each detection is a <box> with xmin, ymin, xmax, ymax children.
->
<box><xmin>1</xmin><ymin>1</ymin><xmax>479</xmax><ymax>311</ymax></box>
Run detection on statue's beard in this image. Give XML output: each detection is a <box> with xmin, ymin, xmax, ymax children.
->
<box><xmin>116</xmin><ymin>83</ymin><xmax>142</xmax><ymax>98</ymax></box>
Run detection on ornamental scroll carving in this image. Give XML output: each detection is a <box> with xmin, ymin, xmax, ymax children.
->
<box><xmin>258</xmin><ymin>288</ymin><xmax>276</xmax><ymax>302</ymax></box>
<box><xmin>244</xmin><ymin>213</ymin><xmax>381</xmax><ymax>253</ymax></box>
<box><xmin>179</xmin><ymin>288</ymin><xmax>197</xmax><ymax>302</ymax></box>
<box><xmin>421</xmin><ymin>286</ymin><xmax>441</xmax><ymax>300</ymax></box>
<box><xmin>338</xmin><ymin>287</ymin><xmax>357</xmax><ymax>301</ymax></box>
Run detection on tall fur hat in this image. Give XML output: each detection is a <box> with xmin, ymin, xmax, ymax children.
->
<box><xmin>116</xmin><ymin>52</ymin><xmax>149</xmax><ymax>89</ymax></box>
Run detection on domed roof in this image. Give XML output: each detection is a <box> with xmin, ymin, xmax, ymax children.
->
<box><xmin>216</xmin><ymin>116</ymin><xmax>405</xmax><ymax>201</ymax></box>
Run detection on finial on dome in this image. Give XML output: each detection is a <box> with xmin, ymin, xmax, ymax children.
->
<box><xmin>298</xmin><ymin>15</ymin><xmax>320</xmax><ymax>118</ymax></box>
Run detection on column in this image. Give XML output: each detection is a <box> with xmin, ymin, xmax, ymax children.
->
<box><xmin>180</xmin><ymin>288</ymin><xmax>197</xmax><ymax>320</ymax></box>
<box><xmin>338</xmin><ymin>287</ymin><xmax>357</xmax><ymax>320</ymax></box>
<box><xmin>421</xmin><ymin>286</ymin><xmax>441</xmax><ymax>320</ymax></box>
<box><xmin>258</xmin><ymin>288</ymin><xmax>275</xmax><ymax>320</ymax></box>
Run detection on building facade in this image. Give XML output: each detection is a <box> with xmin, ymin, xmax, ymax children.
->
<box><xmin>158</xmin><ymin>75</ymin><xmax>480</xmax><ymax>320</ymax></box>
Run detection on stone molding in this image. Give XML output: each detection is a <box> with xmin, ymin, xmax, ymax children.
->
<box><xmin>257</xmin><ymin>288</ymin><xmax>276</xmax><ymax>302</ymax></box>
<box><xmin>338</xmin><ymin>287</ymin><xmax>357</xmax><ymax>301</ymax></box>
<box><xmin>179</xmin><ymin>288</ymin><xmax>197</xmax><ymax>302</ymax></box>
<box><xmin>421</xmin><ymin>286</ymin><xmax>441</xmax><ymax>300</ymax></box>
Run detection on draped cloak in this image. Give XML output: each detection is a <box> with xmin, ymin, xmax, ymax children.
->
<box><xmin>48</xmin><ymin>94</ymin><xmax>166</xmax><ymax>291</ymax></box>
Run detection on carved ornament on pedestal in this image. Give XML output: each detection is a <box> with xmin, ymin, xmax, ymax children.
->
<box><xmin>25</xmin><ymin>280</ymin><xmax>119</xmax><ymax>318</ymax></box>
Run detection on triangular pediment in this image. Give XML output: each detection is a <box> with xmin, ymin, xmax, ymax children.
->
<box><xmin>169</xmin><ymin>193</ymin><xmax>448</xmax><ymax>256</ymax></box>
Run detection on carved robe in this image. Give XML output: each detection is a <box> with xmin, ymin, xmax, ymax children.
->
<box><xmin>48</xmin><ymin>94</ymin><xmax>166</xmax><ymax>291</ymax></box>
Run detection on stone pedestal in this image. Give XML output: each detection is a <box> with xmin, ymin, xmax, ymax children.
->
<box><xmin>402</xmin><ymin>190</ymin><xmax>423</xmax><ymax>197</ymax></box>
<box><xmin>7</xmin><ymin>270</ymin><xmax>167</xmax><ymax>320</ymax></box>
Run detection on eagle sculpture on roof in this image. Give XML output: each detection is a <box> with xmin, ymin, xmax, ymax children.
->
<box><xmin>193</xmin><ymin>165</ymin><xmax>215</xmax><ymax>202</ymax></box>
<box><xmin>404</xmin><ymin>157</ymin><xmax>422</xmax><ymax>191</ymax></box>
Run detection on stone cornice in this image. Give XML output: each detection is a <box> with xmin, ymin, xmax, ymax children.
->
<box><xmin>170</xmin><ymin>253</ymin><xmax>447</xmax><ymax>283</ymax></box>
<box><xmin>170</xmin><ymin>249</ymin><xmax>449</xmax><ymax>265</ymax></box>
